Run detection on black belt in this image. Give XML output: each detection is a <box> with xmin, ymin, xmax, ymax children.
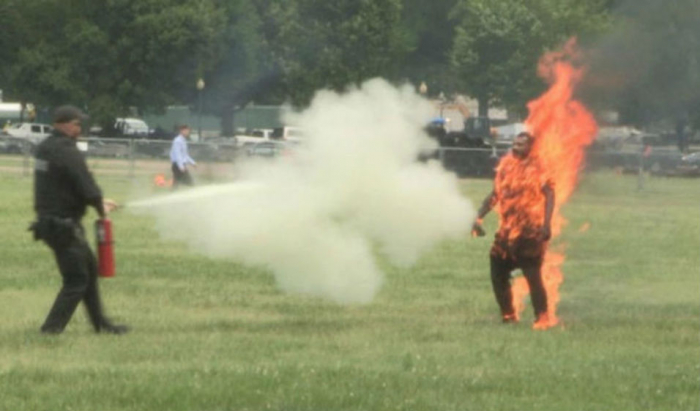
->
<box><xmin>29</xmin><ymin>216</ymin><xmax>82</xmax><ymax>243</ymax></box>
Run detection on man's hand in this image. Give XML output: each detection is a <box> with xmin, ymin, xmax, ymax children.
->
<box><xmin>471</xmin><ymin>220</ymin><xmax>486</xmax><ymax>238</ymax></box>
<box><xmin>103</xmin><ymin>198</ymin><xmax>119</xmax><ymax>214</ymax></box>
<box><xmin>539</xmin><ymin>225</ymin><xmax>552</xmax><ymax>241</ymax></box>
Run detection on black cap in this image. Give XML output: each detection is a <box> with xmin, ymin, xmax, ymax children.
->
<box><xmin>53</xmin><ymin>105</ymin><xmax>89</xmax><ymax>124</ymax></box>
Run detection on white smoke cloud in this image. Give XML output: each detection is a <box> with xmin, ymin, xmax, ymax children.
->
<box><xmin>129</xmin><ymin>79</ymin><xmax>475</xmax><ymax>304</ymax></box>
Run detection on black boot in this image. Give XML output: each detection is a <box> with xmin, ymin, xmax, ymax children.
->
<box><xmin>97</xmin><ymin>321</ymin><xmax>130</xmax><ymax>335</ymax></box>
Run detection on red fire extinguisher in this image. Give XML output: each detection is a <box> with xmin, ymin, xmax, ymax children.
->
<box><xmin>95</xmin><ymin>218</ymin><xmax>115</xmax><ymax>277</ymax></box>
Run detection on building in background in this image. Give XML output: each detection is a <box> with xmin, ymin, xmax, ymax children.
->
<box><xmin>144</xmin><ymin>105</ymin><xmax>286</xmax><ymax>140</ymax></box>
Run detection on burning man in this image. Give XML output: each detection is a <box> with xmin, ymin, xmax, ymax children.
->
<box><xmin>471</xmin><ymin>131</ymin><xmax>555</xmax><ymax>330</ymax></box>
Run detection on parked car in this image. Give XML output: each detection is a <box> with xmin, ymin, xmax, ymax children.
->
<box><xmin>246</xmin><ymin>141</ymin><xmax>297</xmax><ymax>158</ymax></box>
<box><xmin>188</xmin><ymin>141</ymin><xmax>220</xmax><ymax>162</ymax></box>
<box><xmin>235</xmin><ymin>128</ymin><xmax>274</xmax><ymax>147</ymax></box>
<box><xmin>492</xmin><ymin>122</ymin><xmax>528</xmax><ymax>147</ymax></box>
<box><xmin>4</xmin><ymin>122</ymin><xmax>52</xmax><ymax>145</ymax></box>
<box><xmin>271</xmin><ymin>126</ymin><xmax>304</xmax><ymax>143</ymax></box>
<box><xmin>678</xmin><ymin>151</ymin><xmax>700</xmax><ymax>176</ymax></box>
<box><xmin>206</xmin><ymin>137</ymin><xmax>240</xmax><ymax>162</ymax></box>
<box><xmin>115</xmin><ymin>118</ymin><xmax>149</xmax><ymax>137</ymax></box>
<box><xmin>91</xmin><ymin>118</ymin><xmax>151</xmax><ymax>138</ymax></box>
<box><xmin>0</xmin><ymin>135</ymin><xmax>29</xmax><ymax>154</ymax></box>
<box><xmin>148</xmin><ymin>126</ymin><xmax>176</xmax><ymax>141</ymax></box>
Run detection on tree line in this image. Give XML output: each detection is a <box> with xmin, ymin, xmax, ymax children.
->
<box><xmin>0</xmin><ymin>0</ymin><xmax>697</xmax><ymax>132</ymax></box>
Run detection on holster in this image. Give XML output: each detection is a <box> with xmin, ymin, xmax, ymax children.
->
<box><xmin>29</xmin><ymin>216</ymin><xmax>82</xmax><ymax>246</ymax></box>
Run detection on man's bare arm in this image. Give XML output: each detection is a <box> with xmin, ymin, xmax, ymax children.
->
<box><xmin>477</xmin><ymin>190</ymin><xmax>496</xmax><ymax>220</ymax></box>
<box><xmin>472</xmin><ymin>190</ymin><xmax>496</xmax><ymax>237</ymax></box>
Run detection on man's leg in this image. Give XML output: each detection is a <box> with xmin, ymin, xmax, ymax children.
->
<box><xmin>181</xmin><ymin>170</ymin><xmax>194</xmax><ymax>186</ymax></box>
<box><xmin>41</xmin><ymin>241</ymin><xmax>89</xmax><ymax>333</ymax></box>
<box><xmin>82</xmin><ymin>243</ymin><xmax>106</xmax><ymax>331</ymax></box>
<box><xmin>520</xmin><ymin>257</ymin><xmax>548</xmax><ymax>318</ymax></box>
<box><xmin>171</xmin><ymin>163</ymin><xmax>181</xmax><ymax>189</ymax></box>
<box><xmin>490</xmin><ymin>252</ymin><xmax>516</xmax><ymax>321</ymax></box>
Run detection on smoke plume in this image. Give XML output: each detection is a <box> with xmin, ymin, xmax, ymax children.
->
<box><xmin>129</xmin><ymin>79</ymin><xmax>474</xmax><ymax>304</ymax></box>
<box><xmin>583</xmin><ymin>0</ymin><xmax>700</xmax><ymax>125</ymax></box>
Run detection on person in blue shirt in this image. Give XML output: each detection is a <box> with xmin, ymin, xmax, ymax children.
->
<box><xmin>169</xmin><ymin>124</ymin><xmax>196</xmax><ymax>188</ymax></box>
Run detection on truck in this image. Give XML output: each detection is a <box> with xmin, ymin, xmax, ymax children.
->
<box><xmin>114</xmin><ymin>118</ymin><xmax>150</xmax><ymax>137</ymax></box>
<box><xmin>90</xmin><ymin>118</ymin><xmax>151</xmax><ymax>138</ymax></box>
<box><xmin>234</xmin><ymin>127</ymin><xmax>304</xmax><ymax>147</ymax></box>
<box><xmin>4</xmin><ymin>122</ymin><xmax>53</xmax><ymax>145</ymax></box>
<box><xmin>434</xmin><ymin>116</ymin><xmax>493</xmax><ymax>148</ymax></box>
<box><xmin>271</xmin><ymin>126</ymin><xmax>304</xmax><ymax>143</ymax></box>
<box><xmin>234</xmin><ymin>128</ymin><xmax>274</xmax><ymax>148</ymax></box>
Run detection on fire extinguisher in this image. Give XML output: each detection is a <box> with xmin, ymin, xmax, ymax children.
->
<box><xmin>95</xmin><ymin>218</ymin><xmax>115</xmax><ymax>277</ymax></box>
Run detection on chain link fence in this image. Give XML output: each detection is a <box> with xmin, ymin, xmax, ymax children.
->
<box><xmin>431</xmin><ymin>146</ymin><xmax>696</xmax><ymax>178</ymax></box>
<box><xmin>0</xmin><ymin>137</ymin><xmax>240</xmax><ymax>180</ymax></box>
<box><xmin>1</xmin><ymin>136</ymin><xmax>697</xmax><ymax>180</ymax></box>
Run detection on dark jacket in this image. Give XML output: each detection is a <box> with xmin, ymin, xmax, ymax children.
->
<box><xmin>34</xmin><ymin>130</ymin><xmax>103</xmax><ymax>221</ymax></box>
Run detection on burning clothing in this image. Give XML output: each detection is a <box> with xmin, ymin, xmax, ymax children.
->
<box><xmin>475</xmin><ymin>150</ymin><xmax>554</xmax><ymax>321</ymax></box>
<box><xmin>491</xmin><ymin>254</ymin><xmax>547</xmax><ymax>318</ymax></box>
<box><xmin>474</xmin><ymin>41</ymin><xmax>598</xmax><ymax>328</ymax></box>
<box><xmin>491</xmin><ymin>153</ymin><xmax>553</xmax><ymax>259</ymax></box>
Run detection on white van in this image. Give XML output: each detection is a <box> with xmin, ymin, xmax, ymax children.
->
<box><xmin>5</xmin><ymin>123</ymin><xmax>53</xmax><ymax>145</ymax></box>
<box><xmin>272</xmin><ymin>126</ymin><xmax>304</xmax><ymax>143</ymax></box>
<box><xmin>234</xmin><ymin>129</ymin><xmax>274</xmax><ymax>148</ymax></box>
<box><xmin>115</xmin><ymin>118</ymin><xmax>149</xmax><ymax>137</ymax></box>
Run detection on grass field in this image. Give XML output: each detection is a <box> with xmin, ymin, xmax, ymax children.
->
<box><xmin>0</xmin><ymin>170</ymin><xmax>698</xmax><ymax>411</ymax></box>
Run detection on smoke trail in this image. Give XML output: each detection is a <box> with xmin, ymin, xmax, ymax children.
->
<box><xmin>130</xmin><ymin>79</ymin><xmax>475</xmax><ymax>304</ymax></box>
<box><xmin>583</xmin><ymin>0</ymin><xmax>700</xmax><ymax>125</ymax></box>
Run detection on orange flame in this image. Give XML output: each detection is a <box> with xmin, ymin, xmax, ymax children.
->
<box><xmin>509</xmin><ymin>39</ymin><xmax>598</xmax><ymax>326</ymax></box>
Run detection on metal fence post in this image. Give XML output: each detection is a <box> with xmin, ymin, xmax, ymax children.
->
<box><xmin>128</xmin><ymin>138</ymin><xmax>135</xmax><ymax>179</ymax></box>
<box><xmin>23</xmin><ymin>141</ymin><xmax>30</xmax><ymax>177</ymax></box>
<box><xmin>637</xmin><ymin>150</ymin><xmax>645</xmax><ymax>191</ymax></box>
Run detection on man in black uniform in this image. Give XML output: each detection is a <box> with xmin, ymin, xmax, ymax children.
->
<box><xmin>31</xmin><ymin>105</ymin><xmax>128</xmax><ymax>335</ymax></box>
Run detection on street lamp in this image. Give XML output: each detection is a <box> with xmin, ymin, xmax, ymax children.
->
<box><xmin>196</xmin><ymin>78</ymin><xmax>205</xmax><ymax>140</ymax></box>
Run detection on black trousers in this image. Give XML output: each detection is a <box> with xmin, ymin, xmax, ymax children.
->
<box><xmin>171</xmin><ymin>163</ymin><xmax>193</xmax><ymax>188</ymax></box>
<box><xmin>490</xmin><ymin>252</ymin><xmax>548</xmax><ymax>318</ymax></box>
<box><xmin>41</xmin><ymin>225</ymin><xmax>109</xmax><ymax>333</ymax></box>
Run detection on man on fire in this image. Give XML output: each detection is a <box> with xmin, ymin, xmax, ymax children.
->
<box><xmin>472</xmin><ymin>131</ymin><xmax>556</xmax><ymax>330</ymax></box>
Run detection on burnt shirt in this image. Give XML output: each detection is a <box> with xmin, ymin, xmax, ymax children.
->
<box><xmin>493</xmin><ymin>153</ymin><xmax>552</xmax><ymax>242</ymax></box>
<box><xmin>34</xmin><ymin>130</ymin><xmax>102</xmax><ymax>220</ymax></box>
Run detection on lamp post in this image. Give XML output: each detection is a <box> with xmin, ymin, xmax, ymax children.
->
<box><xmin>196</xmin><ymin>78</ymin><xmax>205</xmax><ymax>141</ymax></box>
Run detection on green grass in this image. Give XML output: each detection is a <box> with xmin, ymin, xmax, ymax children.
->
<box><xmin>0</xmin><ymin>171</ymin><xmax>698</xmax><ymax>411</ymax></box>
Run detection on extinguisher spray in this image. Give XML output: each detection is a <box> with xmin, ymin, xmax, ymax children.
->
<box><xmin>95</xmin><ymin>218</ymin><xmax>116</xmax><ymax>277</ymax></box>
